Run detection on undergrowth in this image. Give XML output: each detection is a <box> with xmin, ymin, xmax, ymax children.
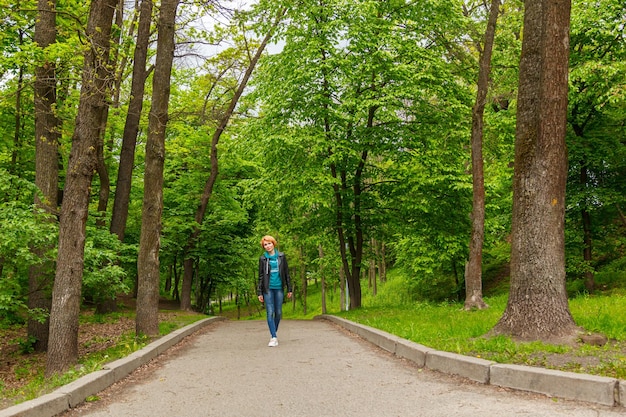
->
<box><xmin>0</xmin><ymin>310</ymin><xmax>204</xmax><ymax>407</ymax></box>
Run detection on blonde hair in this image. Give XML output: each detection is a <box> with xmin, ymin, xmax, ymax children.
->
<box><xmin>260</xmin><ymin>235</ymin><xmax>278</xmax><ymax>248</ymax></box>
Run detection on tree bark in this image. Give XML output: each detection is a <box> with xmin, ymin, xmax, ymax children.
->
<box><xmin>464</xmin><ymin>0</ymin><xmax>500</xmax><ymax>311</ymax></box>
<box><xmin>378</xmin><ymin>241</ymin><xmax>386</xmax><ymax>282</ymax></box>
<box><xmin>179</xmin><ymin>9</ymin><xmax>285</xmax><ymax>310</ymax></box>
<box><xmin>28</xmin><ymin>0</ymin><xmax>60</xmax><ymax>352</ymax></box>
<box><xmin>369</xmin><ymin>239</ymin><xmax>377</xmax><ymax>297</ymax></box>
<box><xmin>92</xmin><ymin>0</ymin><xmax>129</xmax><ymax>313</ymax></box>
<box><xmin>10</xmin><ymin>30</ymin><xmax>24</xmax><ymax>177</ymax></box>
<box><xmin>339</xmin><ymin>265</ymin><xmax>346</xmax><ymax>312</ymax></box>
<box><xmin>110</xmin><ymin>0</ymin><xmax>153</xmax><ymax>242</ymax></box>
<box><xmin>492</xmin><ymin>0</ymin><xmax>578</xmax><ymax>341</ymax></box>
<box><xmin>136</xmin><ymin>0</ymin><xmax>180</xmax><ymax>336</ymax></box>
<box><xmin>571</xmin><ymin>137</ymin><xmax>595</xmax><ymax>294</ymax></box>
<box><xmin>319</xmin><ymin>244</ymin><xmax>326</xmax><ymax>314</ymax></box>
<box><xmin>95</xmin><ymin>134</ymin><xmax>110</xmax><ymax>228</ymax></box>
<box><xmin>94</xmin><ymin>0</ymin><xmax>126</xmax><ymax>231</ymax></box>
<box><xmin>47</xmin><ymin>0</ymin><xmax>118</xmax><ymax>376</ymax></box>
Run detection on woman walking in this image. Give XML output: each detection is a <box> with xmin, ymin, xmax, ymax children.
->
<box><xmin>257</xmin><ymin>235</ymin><xmax>293</xmax><ymax>347</ymax></box>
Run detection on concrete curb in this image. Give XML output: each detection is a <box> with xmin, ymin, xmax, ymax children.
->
<box><xmin>316</xmin><ymin>314</ymin><xmax>624</xmax><ymax>408</ymax></box>
<box><xmin>3</xmin><ymin>315</ymin><xmax>623</xmax><ymax>415</ymax></box>
<box><xmin>0</xmin><ymin>316</ymin><xmax>225</xmax><ymax>417</ymax></box>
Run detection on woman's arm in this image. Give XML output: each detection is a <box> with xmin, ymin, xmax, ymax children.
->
<box><xmin>257</xmin><ymin>257</ymin><xmax>265</xmax><ymax>298</ymax></box>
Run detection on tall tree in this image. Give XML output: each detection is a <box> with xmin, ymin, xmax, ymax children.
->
<box><xmin>110</xmin><ymin>0</ymin><xmax>153</xmax><ymax>242</ymax></box>
<box><xmin>565</xmin><ymin>0</ymin><xmax>626</xmax><ymax>293</ymax></box>
<box><xmin>249</xmin><ymin>0</ymin><xmax>471</xmax><ymax>308</ymax></box>
<box><xmin>464</xmin><ymin>0</ymin><xmax>501</xmax><ymax>311</ymax></box>
<box><xmin>136</xmin><ymin>0</ymin><xmax>180</xmax><ymax>336</ymax></box>
<box><xmin>28</xmin><ymin>0</ymin><xmax>60</xmax><ymax>351</ymax></box>
<box><xmin>179</xmin><ymin>7</ymin><xmax>285</xmax><ymax>311</ymax></box>
<box><xmin>492</xmin><ymin>0</ymin><xmax>578</xmax><ymax>341</ymax></box>
<box><xmin>46</xmin><ymin>0</ymin><xmax>119</xmax><ymax>376</ymax></box>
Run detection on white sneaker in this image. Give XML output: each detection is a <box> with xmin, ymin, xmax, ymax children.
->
<box><xmin>268</xmin><ymin>337</ymin><xmax>278</xmax><ymax>347</ymax></box>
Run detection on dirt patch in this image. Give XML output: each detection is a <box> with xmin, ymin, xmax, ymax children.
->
<box><xmin>0</xmin><ymin>296</ymin><xmax>200</xmax><ymax>409</ymax></box>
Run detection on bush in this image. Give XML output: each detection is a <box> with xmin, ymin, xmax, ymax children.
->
<box><xmin>81</xmin><ymin>225</ymin><xmax>133</xmax><ymax>305</ymax></box>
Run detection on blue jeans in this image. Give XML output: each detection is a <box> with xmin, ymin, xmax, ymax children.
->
<box><xmin>264</xmin><ymin>289</ymin><xmax>284</xmax><ymax>338</ymax></box>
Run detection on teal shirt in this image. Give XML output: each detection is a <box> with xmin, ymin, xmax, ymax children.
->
<box><xmin>266</xmin><ymin>251</ymin><xmax>282</xmax><ymax>289</ymax></box>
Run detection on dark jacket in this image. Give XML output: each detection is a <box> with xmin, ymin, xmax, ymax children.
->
<box><xmin>257</xmin><ymin>251</ymin><xmax>293</xmax><ymax>295</ymax></box>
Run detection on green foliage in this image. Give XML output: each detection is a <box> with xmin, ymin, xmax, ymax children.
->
<box><xmin>0</xmin><ymin>170</ymin><xmax>57</xmax><ymax>324</ymax></box>
<box><xmin>244</xmin><ymin>0</ymin><xmax>481</xmax><ymax>308</ymax></box>
<box><xmin>0</xmin><ymin>0</ymin><xmax>624</xmax><ymax>358</ymax></box>
<box><xmin>566</xmin><ymin>256</ymin><xmax>626</xmax><ymax>297</ymax></box>
<box><xmin>332</xmin><ymin>270</ymin><xmax>626</xmax><ymax>378</ymax></box>
<box><xmin>362</xmin><ymin>269</ymin><xmax>414</xmax><ymax>307</ymax></box>
<box><xmin>571</xmin><ymin>293</ymin><xmax>626</xmax><ymax>341</ymax></box>
<box><xmin>14</xmin><ymin>335</ymin><xmax>37</xmax><ymax>354</ymax></box>
<box><xmin>81</xmin><ymin>225</ymin><xmax>133</xmax><ymax>305</ymax></box>
<box><xmin>564</xmin><ymin>0</ymin><xmax>626</xmax><ymax>286</ymax></box>
<box><xmin>595</xmin><ymin>259</ymin><xmax>626</xmax><ymax>292</ymax></box>
<box><xmin>0</xmin><ymin>279</ymin><xmax>27</xmax><ymax>325</ymax></box>
<box><xmin>27</xmin><ymin>307</ymin><xmax>49</xmax><ymax>325</ymax></box>
<box><xmin>0</xmin><ymin>170</ymin><xmax>57</xmax><ymax>263</ymax></box>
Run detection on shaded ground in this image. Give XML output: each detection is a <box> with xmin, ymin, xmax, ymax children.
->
<box><xmin>0</xmin><ymin>296</ymin><xmax>192</xmax><ymax>409</ymax></box>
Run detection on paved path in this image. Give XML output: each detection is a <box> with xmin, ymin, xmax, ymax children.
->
<box><xmin>60</xmin><ymin>319</ymin><xmax>622</xmax><ymax>417</ymax></box>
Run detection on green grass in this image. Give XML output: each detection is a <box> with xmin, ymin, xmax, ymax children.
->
<box><xmin>224</xmin><ymin>271</ymin><xmax>626</xmax><ymax>378</ymax></box>
<box><xmin>1</xmin><ymin>310</ymin><xmax>205</xmax><ymax>406</ymax></box>
<box><xmin>569</xmin><ymin>293</ymin><xmax>626</xmax><ymax>341</ymax></box>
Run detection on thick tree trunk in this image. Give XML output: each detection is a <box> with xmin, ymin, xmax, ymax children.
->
<box><xmin>29</xmin><ymin>0</ymin><xmax>59</xmax><ymax>352</ymax></box>
<box><xmin>110</xmin><ymin>0</ymin><xmax>153</xmax><ymax>242</ymax></box>
<box><xmin>492</xmin><ymin>0</ymin><xmax>577</xmax><ymax>341</ymax></box>
<box><xmin>464</xmin><ymin>0</ymin><xmax>500</xmax><ymax>311</ymax></box>
<box><xmin>136</xmin><ymin>0</ymin><xmax>180</xmax><ymax>336</ymax></box>
<box><xmin>47</xmin><ymin>0</ymin><xmax>118</xmax><ymax>376</ymax></box>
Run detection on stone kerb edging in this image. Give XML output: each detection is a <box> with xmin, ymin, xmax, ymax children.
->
<box><xmin>0</xmin><ymin>316</ymin><xmax>226</xmax><ymax>417</ymax></box>
<box><xmin>316</xmin><ymin>314</ymin><xmax>624</xmax><ymax>408</ymax></box>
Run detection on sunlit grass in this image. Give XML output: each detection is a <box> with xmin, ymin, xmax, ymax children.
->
<box><xmin>220</xmin><ymin>269</ymin><xmax>626</xmax><ymax>378</ymax></box>
<box><xmin>569</xmin><ymin>293</ymin><xmax>626</xmax><ymax>341</ymax></box>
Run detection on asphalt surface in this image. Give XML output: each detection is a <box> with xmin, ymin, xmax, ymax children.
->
<box><xmin>58</xmin><ymin>319</ymin><xmax>622</xmax><ymax>417</ymax></box>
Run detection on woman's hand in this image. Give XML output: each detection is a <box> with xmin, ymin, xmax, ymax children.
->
<box><xmin>258</xmin><ymin>295</ymin><xmax>264</xmax><ymax>303</ymax></box>
<box><xmin>287</xmin><ymin>292</ymin><xmax>293</xmax><ymax>299</ymax></box>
